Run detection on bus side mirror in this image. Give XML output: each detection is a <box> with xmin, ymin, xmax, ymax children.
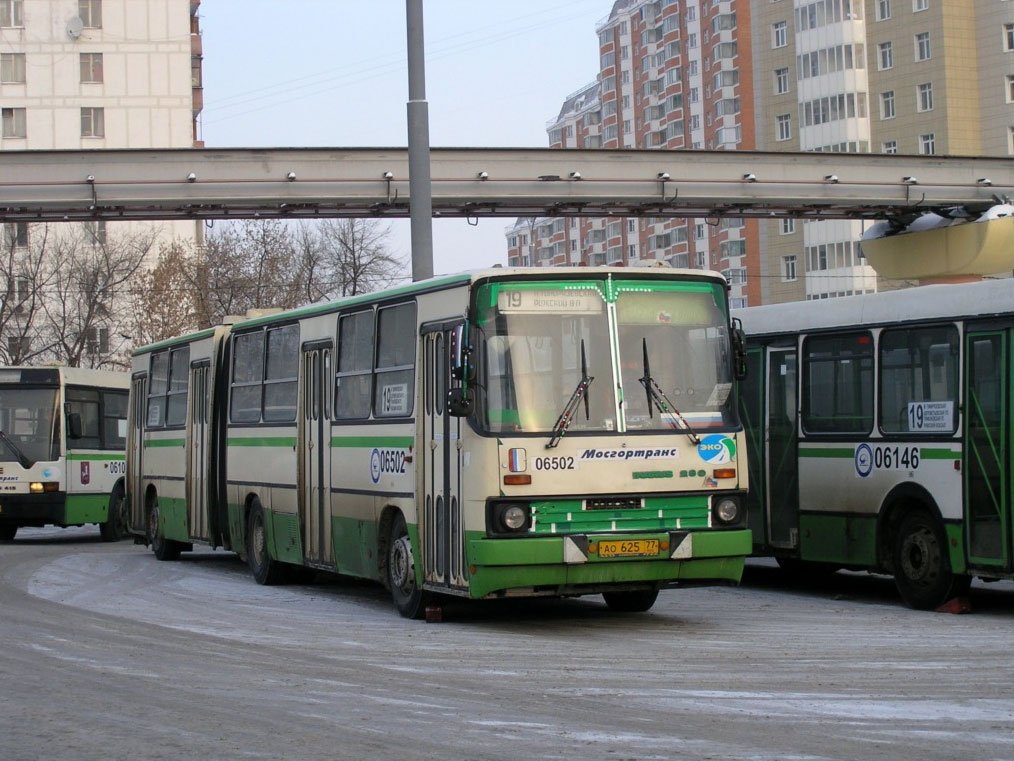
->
<box><xmin>732</xmin><ymin>318</ymin><xmax>748</xmax><ymax>381</ymax></box>
<box><xmin>67</xmin><ymin>412</ymin><xmax>83</xmax><ymax>439</ymax></box>
<box><xmin>447</xmin><ymin>388</ymin><xmax>474</xmax><ymax>417</ymax></box>
<box><xmin>449</xmin><ymin>323</ymin><xmax>473</xmax><ymax>382</ymax></box>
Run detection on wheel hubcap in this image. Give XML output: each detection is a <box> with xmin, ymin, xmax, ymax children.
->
<box><xmin>901</xmin><ymin>527</ymin><xmax>939</xmax><ymax>587</ymax></box>
<box><xmin>390</xmin><ymin>535</ymin><xmax>415</xmax><ymax>593</ymax></box>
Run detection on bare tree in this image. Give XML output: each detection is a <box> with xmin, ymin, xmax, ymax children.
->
<box><xmin>131</xmin><ymin>240</ymin><xmax>200</xmax><ymax>347</ymax></box>
<box><xmin>41</xmin><ymin>223</ymin><xmax>158</xmax><ymax>369</ymax></box>
<box><xmin>308</xmin><ymin>218</ymin><xmax>402</xmax><ymax>300</ymax></box>
<box><xmin>0</xmin><ymin>223</ymin><xmax>55</xmax><ymax>365</ymax></box>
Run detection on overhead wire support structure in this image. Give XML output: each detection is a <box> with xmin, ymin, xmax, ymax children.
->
<box><xmin>0</xmin><ymin>147</ymin><xmax>1010</xmax><ymax>223</ymax></box>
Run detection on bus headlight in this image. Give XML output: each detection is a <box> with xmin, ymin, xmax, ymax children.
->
<box><xmin>488</xmin><ymin>502</ymin><xmax>531</xmax><ymax>535</ymax></box>
<box><xmin>713</xmin><ymin>497</ymin><xmax>741</xmax><ymax>525</ymax></box>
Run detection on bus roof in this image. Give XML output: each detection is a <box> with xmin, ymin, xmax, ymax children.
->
<box><xmin>0</xmin><ymin>365</ymin><xmax>129</xmax><ymax>388</ymax></box>
<box><xmin>736</xmin><ymin>278</ymin><xmax>1014</xmax><ymax>337</ymax></box>
<box><xmin>230</xmin><ymin>266</ymin><xmax>728</xmax><ymax>331</ymax></box>
<box><xmin>131</xmin><ymin>265</ymin><xmax>730</xmax><ymax>351</ymax></box>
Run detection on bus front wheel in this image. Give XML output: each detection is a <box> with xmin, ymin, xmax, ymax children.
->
<box><xmin>602</xmin><ymin>588</ymin><xmax>659</xmax><ymax>612</ymax></box>
<box><xmin>247</xmin><ymin>500</ymin><xmax>285</xmax><ymax>585</ymax></box>
<box><xmin>892</xmin><ymin>511</ymin><xmax>969</xmax><ymax>610</ymax></box>
<box><xmin>387</xmin><ymin>514</ymin><xmax>427</xmax><ymax>619</ymax></box>
<box><xmin>99</xmin><ymin>485</ymin><xmax>127</xmax><ymax>542</ymax></box>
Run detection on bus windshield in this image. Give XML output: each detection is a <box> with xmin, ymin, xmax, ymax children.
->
<box><xmin>475</xmin><ymin>279</ymin><xmax>737</xmax><ymax>434</ymax></box>
<box><xmin>0</xmin><ymin>387</ymin><xmax>59</xmax><ymax>464</ymax></box>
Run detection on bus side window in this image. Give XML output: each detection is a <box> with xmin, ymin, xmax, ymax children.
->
<box><xmin>230</xmin><ymin>332</ymin><xmax>265</xmax><ymax>423</ymax></box>
<box><xmin>165</xmin><ymin>346</ymin><xmax>190</xmax><ymax>427</ymax></box>
<box><xmin>102</xmin><ymin>390</ymin><xmax>128</xmax><ymax>449</ymax></box>
<box><xmin>374</xmin><ymin>303</ymin><xmax>417</xmax><ymax>418</ymax></box>
<box><xmin>336</xmin><ymin>310</ymin><xmax>374</xmax><ymax>420</ymax></box>
<box><xmin>65</xmin><ymin>387</ymin><xmax>101</xmax><ymax>449</ymax></box>
<box><xmin>264</xmin><ymin>324</ymin><xmax>299</xmax><ymax>422</ymax></box>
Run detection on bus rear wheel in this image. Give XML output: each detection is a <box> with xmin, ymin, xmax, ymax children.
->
<box><xmin>0</xmin><ymin>525</ymin><xmax>16</xmax><ymax>542</ymax></box>
<box><xmin>602</xmin><ymin>588</ymin><xmax>659</xmax><ymax>612</ymax></box>
<box><xmin>892</xmin><ymin>511</ymin><xmax>969</xmax><ymax>610</ymax></box>
<box><xmin>247</xmin><ymin>500</ymin><xmax>285</xmax><ymax>585</ymax></box>
<box><xmin>149</xmin><ymin>498</ymin><xmax>182</xmax><ymax>561</ymax></box>
<box><xmin>387</xmin><ymin>514</ymin><xmax>427</xmax><ymax>619</ymax></box>
<box><xmin>99</xmin><ymin>486</ymin><xmax>127</xmax><ymax>542</ymax></box>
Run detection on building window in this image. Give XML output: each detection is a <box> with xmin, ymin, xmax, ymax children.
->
<box><xmin>1</xmin><ymin>52</ymin><xmax>25</xmax><ymax>83</ymax></box>
<box><xmin>1007</xmin><ymin>75</ymin><xmax>1014</xmax><ymax>103</ymax></box>
<box><xmin>782</xmin><ymin>256</ymin><xmax>797</xmax><ymax>281</ymax></box>
<box><xmin>3</xmin><ymin>221</ymin><xmax>28</xmax><ymax>248</ymax></box>
<box><xmin>878</xmin><ymin>41</ymin><xmax>893</xmax><ymax>70</ymax></box>
<box><xmin>780</xmin><ymin>218</ymin><xmax>795</xmax><ymax>235</ymax></box>
<box><xmin>81</xmin><ymin>107</ymin><xmax>104</xmax><ymax>137</ymax></box>
<box><xmin>913</xmin><ymin>0</ymin><xmax>927</xmax><ymax>9</ymax></box>
<box><xmin>776</xmin><ymin>113</ymin><xmax>792</xmax><ymax>141</ymax></box>
<box><xmin>772</xmin><ymin>21</ymin><xmax>787</xmax><ymax>48</ymax></box>
<box><xmin>883</xmin><ymin>140</ymin><xmax>898</xmax><ymax>153</ymax></box>
<box><xmin>919</xmin><ymin>133</ymin><xmax>936</xmax><ymax>154</ymax></box>
<box><xmin>1008</xmin><ymin>126</ymin><xmax>1014</xmax><ymax>155</ymax></box>
<box><xmin>877</xmin><ymin>0</ymin><xmax>891</xmax><ymax>20</ymax></box>
<box><xmin>880</xmin><ymin>90</ymin><xmax>896</xmax><ymax>119</ymax></box>
<box><xmin>1</xmin><ymin>107</ymin><xmax>26</xmax><ymax>138</ymax></box>
<box><xmin>915</xmin><ymin>32</ymin><xmax>931</xmax><ymax>61</ymax></box>
<box><xmin>774</xmin><ymin>67</ymin><xmax>789</xmax><ymax>94</ymax></box>
<box><xmin>80</xmin><ymin>53</ymin><xmax>103</xmax><ymax>83</ymax></box>
<box><xmin>0</xmin><ymin>0</ymin><xmax>23</xmax><ymax>27</ymax></box>
<box><xmin>79</xmin><ymin>0</ymin><xmax>102</xmax><ymax>28</ymax></box>
<box><xmin>601</xmin><ymin>51</ymin><xmax>615</xmax><ymax>69</ymax></box>
<box><xmin>917</xmin><ymin>82</ymin><xmax>933</xmax><ymax>112</ymax></box>
<box><xmin>85</xmin><ymin>220</ymin><xmax>107</xmax><ymax>245</ymax></box>
<box><xmin>1006</xmin><ymin>23</ymin><xmax>1014</xmax><ymax>52</ymax></box>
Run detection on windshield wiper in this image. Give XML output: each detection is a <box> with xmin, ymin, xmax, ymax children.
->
<box><xmin>638</xmin><ymin>338</ymin><xmax>701</xmax><ymax>445</ymax></box>
<box><xmin>547</xmin><ymin>340</ymin><xmax>594</xmax><ymax>449</ymax></box>
<box><xmin>0</xmin><ymin>429</ymin><xmax>33</xmax><ymax>468</ymax></box>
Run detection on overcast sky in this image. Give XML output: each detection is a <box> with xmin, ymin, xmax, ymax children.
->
<box><xmin>198</xmin><ymin>1</ymin><xmax>607</xmax><ymax>277</ymax></box>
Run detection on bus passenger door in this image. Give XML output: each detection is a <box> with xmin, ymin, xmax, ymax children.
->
<box><xmin>300</xmin><ymin>342</ymin><xmax>333</xmax><ymax>567</ymax></box>
<box><xmin>766</xmin><ymin>347</ymin><xmax>799</xmax><ymax>549</ymax></box>
<box><xmin>964</xmin><ymin>328</ymin><xmax>1011</xmax><ymax>570</ymax></box>
<box><xmin>186</xmin><ymin>361</ymin><xmax>210</xmax><ymax>541</ymax></box>
<box><xmin>127</xmin><ymin>373</ymin><xmax>146</xmax><ymax>533</ymax></box>
<box><xmin>421</xmin><ymin>325</ymin><xmax>467</xmax><ymax>592</ymax></box>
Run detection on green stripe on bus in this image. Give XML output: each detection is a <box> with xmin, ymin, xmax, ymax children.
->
<box><xmin>330</xmin><ymin>435</ymin><xmax>414</xmax><ymax>448</ymax></box>
<box><xmin>65</xmin><ymin>452</ymin><xmax>125</xmax><ymax>461</ymax></box>
<box><xmin>920</xmin><ymin>448</ymin><xmax>961</xmax><ymax>460</ymax></box>
<box><xmin>144</xmin><ymin>438</ymin><xmax>185</xmax><ymax>448</ymax></box>
<box><xmin>799</xmin><ymin>447</ymin><xmax>854</xmax><ymax>458</ymax></box>
<box><xmin>227</xmin><ymin>436</ymin><xmax>297</xmax><ymax>447</ymax></box>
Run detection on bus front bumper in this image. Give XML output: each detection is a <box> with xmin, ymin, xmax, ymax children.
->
<box><xmin>0</xmin><ymin>492</ymin><xmax>67</xmax><ymax>528</ymax></box>
<box><xmin>465</xmin><ymin>528</ymin><xmax>752</xmax><ymax>600</ymax></box>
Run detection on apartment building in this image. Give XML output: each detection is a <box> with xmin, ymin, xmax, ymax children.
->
<box><xmin>506</xmin><ymin>0</ymin><xmax>1014</xmax><ymax>305</ymax></box>
<box><xmin>1</xmin><ymin>0</ymin><xmax>203</xmax><ymax>360</ymax></box>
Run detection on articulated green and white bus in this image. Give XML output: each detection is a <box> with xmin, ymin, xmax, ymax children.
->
<box><xmin>737</xmin><ymin>278</ymin><xmax>1014</xmax><ymax>609</ymax></box>
<box><xmin>0</xmin><ymin>366</ymin><xmax>129</xmax><ymax>542</ymax></box>
<box><xmin>127</xmin><ymin>267</ymin><xmax>752</xmax><ymax>617</ymax></box>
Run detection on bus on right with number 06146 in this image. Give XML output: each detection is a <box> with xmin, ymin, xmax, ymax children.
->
<box><xmin>736</xmin><ymin>278</ymin><xmax>1014</xmax><ymax>609</ymax></box>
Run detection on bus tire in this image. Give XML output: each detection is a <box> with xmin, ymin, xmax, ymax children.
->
<box><xmin>602</xmin><ymin>588</ymin><xmax>659</xmax><ymax>612</ymax></box>
<box><xmin>247</xmin><ymin>499</ymin><xmax>285</xmax><ymax>585</ymax></box>
<box><xmin>892</xmin><ymin>511</ymin><xmax>968</xmax><ymax>610</ymax></box>
<box><xmin>387</xmin><ymin>514</ymin><xmax>427</xmax><ymax>619</ymax></box>
<box><xmin>99</xmin><ymin>485</ymin><xmax>127</xmax><ymax>542</ymax></box>
<box><xmin>149</xmin><ymin>496</ymin><xmax>182</xmax><ymax>561</ymax></box>
<box><xmin>0</xmin><ymin>525</ymin><xmax>16</xmax><ymax>542</ymax></box>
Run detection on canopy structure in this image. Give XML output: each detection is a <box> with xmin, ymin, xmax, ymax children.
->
<box><xmin>1</xmin><ymin>147</ymin><xmax>1010</xmax><ymax>223</ymax></box>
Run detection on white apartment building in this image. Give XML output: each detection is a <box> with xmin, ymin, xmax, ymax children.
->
<box><xmin>1</xmin><ymin>0</ymin><xmax>203</xmax><ymax>361</ymax></box>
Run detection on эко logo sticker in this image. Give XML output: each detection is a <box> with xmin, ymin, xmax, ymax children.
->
<box><xmin>697</xmin><ymin>434</ymin><xmax>735</xmax><ymax>464</ymax></box>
